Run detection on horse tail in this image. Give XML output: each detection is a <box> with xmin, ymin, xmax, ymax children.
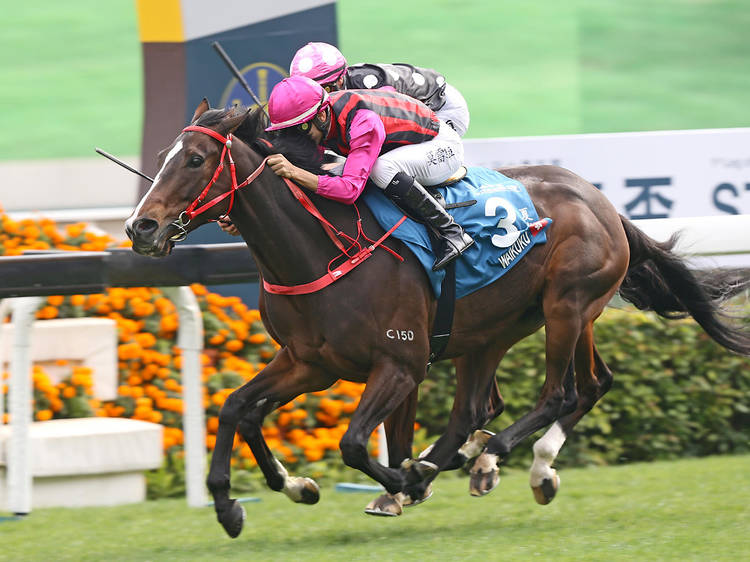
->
<box><xmin>618</xmin><ymin>215</ymin><xmax>750</xmax><ymax>356</ymax></box>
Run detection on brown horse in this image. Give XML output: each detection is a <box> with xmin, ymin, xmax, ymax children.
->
<box><xmin>126</xmin><ymin>102</ymin><xmax>750</xmax><ymax>538</ymax></box>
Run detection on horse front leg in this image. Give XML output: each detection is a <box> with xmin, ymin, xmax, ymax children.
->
<box><xmin>237</xmin><ymin>401</ymin><xmax>327</xmax><ymax>506</ymax></box>
<box><xmin>339</xmin><ymin>358</ymin><xmax>418</xmax><ymax>515</ymax></box>
<box><xmin>401</xmin><ymin>347</ymin><xmax>507</xmax><ymax>501</ymax></box>
<box><xmin>364</xmin><ymin>388</ymin><xmax>421</xmax><ymax>516</ymax></box>
<box><xmin>206</xmin><ymin>348</ymin><xmax>334</xmax><ymax>538</ymax></box>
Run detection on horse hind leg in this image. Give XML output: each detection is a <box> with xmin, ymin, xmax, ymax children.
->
<box><xmin>529</xmin><ymin>361</ymin><xmax>577</xmax><ymax>504</ymax></box>
<box><xmin>529</xmin><ymin>321</ymin><xmax>613</xmax><ymax>505</ymax></box>
<box><xmin>482</xmin><ymin>302</ymin><xmax>582</xmax><ymax>483</ymax></box>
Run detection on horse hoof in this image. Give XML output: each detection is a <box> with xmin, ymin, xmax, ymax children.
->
<box><xmin>531</xmin><ymin>472</ymin><xmax>560</xmax><ymax>505</ymax></box>
<box><xmin>218</xmin><ymin>499</ymin><xmax>246</xmax><ymax>538</ymax></box>
<box><xmin>298</xmin><ymin>478</ymin><xmax>321</xmax><ymax>505</ymax></box>
<box><xmin>403</xmin><ymin>484</ymin><xmax>433</xmax><ymax>508</ymax></box>
<box><xmin>469</xmin><ymin>452</ymin><xmax>500</xmax><ymax>497</ymax></box>
<box><xmin>364</xmin><ymin>493</ymin><xmax>403</xmax><ymax>517</ymax></box>
<box><xmin>283</xmin><ymin>476</ymin><xmax>320</xmax><ymax>505</ymax></box>
<box><xmin>469</xmin><ymin>469</ymin><xmax>499</xmax><ymax>497</ymax></box>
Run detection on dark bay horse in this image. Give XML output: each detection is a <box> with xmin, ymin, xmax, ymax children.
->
<box><xmin>126</xmin><ymin>102</ymin><xmax>750</xmax><ymax>538</ymax></box>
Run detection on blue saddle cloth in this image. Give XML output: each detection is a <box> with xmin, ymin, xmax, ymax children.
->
<box><xmin>362</xmin><ymin>167</ymin><xmax>552</xmax><ymax>298</ymax></box>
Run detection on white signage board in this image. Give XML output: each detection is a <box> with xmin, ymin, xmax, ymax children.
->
<box><xmin>464</xmin><ymin>128</ymin><xmax>750</xmax><ymax>220</ymax></box>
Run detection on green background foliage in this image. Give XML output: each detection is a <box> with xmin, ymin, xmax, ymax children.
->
<box><xmin>3</xmin><ymin>0</ymin><xmax>750</xmax><ymax>160</ymax></box>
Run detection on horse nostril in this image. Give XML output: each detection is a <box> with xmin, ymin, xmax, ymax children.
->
<box><xmin>132</xmin><ymin>218</ymin><xmax>159</xmax><ymax>237</ymax></box>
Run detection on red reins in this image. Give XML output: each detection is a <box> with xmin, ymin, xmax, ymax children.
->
<box><xmin>177</xmin><ymin>125</ymin><xmax>405</xmax><ymax>295</ymax></box>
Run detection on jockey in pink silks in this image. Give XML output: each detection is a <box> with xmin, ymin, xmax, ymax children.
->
<box><xmin>263</xmin><ymin>75</ymin><xmax>473</xmax><ymax>271</ymax></box>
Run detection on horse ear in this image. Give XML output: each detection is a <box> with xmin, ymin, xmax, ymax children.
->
<box><xmin>224</xmin><ymin>107</ymin><xmax>253</xmax><ymax>135</ymax></box>
<box><xmin>190</xmin><ymin>98</ymin><xmax>211</xmax><ymax>123</ymax></box>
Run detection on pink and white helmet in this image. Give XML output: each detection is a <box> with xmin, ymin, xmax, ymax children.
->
<box><xmin>289</xmin><ymin>42</ymin><xmax>347</xmax><ymax>84</ymax></box>
<box><xmin>265</xmin><ymin>75</ymin><xmax>329</xmax><ymax>131</ymax></box>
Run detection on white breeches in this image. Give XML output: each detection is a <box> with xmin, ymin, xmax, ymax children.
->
<box><xmin>436</xmin><ymin>83</ymin><xmax>470</xmax><ymax>137</ymax></box>
<box><xmin>370</xmin><ymin>121</ymin><xmax>464</xmax><ymax>188</ymax></box>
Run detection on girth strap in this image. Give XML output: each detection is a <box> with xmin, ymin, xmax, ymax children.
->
<box><xmin>427</xmin><ymin>261</ymin><xmax>456</xmax><ymax>368</ymax></box>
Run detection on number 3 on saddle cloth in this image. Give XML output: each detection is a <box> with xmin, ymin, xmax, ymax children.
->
<box><xmin>362</xmin><ymin>167</ymin><xmax>553</xmax><ymax>298</ymax></box>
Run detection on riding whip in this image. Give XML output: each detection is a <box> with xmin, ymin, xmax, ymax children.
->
<box><xmin>95</xmin><ymin>148</ymin><xmax>154</xmax><ymax>183</ymax></box>
<box><xmin>211</xmin><ymin>41</ymin><xmax>270</xmax><ymax>120</ymax></box>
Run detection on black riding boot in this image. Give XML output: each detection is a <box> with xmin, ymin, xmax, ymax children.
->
<box><xmin>384</xmin><ymin>172</ymin><xmax>474</xmax><ymax>271</ymax></box>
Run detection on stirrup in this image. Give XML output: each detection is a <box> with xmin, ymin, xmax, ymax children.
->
<box><xmin>431</xmin><ymin>166</ymin><xmax>467</xmax><ymax>188</ymax></box>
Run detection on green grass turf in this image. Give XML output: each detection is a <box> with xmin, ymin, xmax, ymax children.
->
<box><xmin>2</xmin><ymin>0</ymin><xmax>749</xmax><ymax>161</ymax></box>
<box><xmin>1</xmin><ymin>455</ymin><xmax>748</xmax><ymax>561</ymax></box>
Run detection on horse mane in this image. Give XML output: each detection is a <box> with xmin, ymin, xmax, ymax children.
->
<box><xmin>194</xmin><ymin>105</ymin><xmax>323</xmax><ymax>174</ymax></box>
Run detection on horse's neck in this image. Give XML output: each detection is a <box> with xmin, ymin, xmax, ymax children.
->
<box><xmin>230</xmin><ymin>163</ymin><xmax>354</xmax><ymax>286</ymax></box>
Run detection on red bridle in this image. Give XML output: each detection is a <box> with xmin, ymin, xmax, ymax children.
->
<box><xmin>173</xmin><ymin>124</ymin><xmax>406</xmax><ymax>295</ymax></box>
<box><xmin>170</xmin><ymin>125</ymin><xmax>268</xmax><ymax>240</ymax></box>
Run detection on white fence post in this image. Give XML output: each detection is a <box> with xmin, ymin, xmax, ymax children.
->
<box><xmin>6</xmin><ymin>296</ymin><xmax>42</xmax><ymax>515</ymax></box>
<box><xmin>162</xmin><ymin>286</ymin><xmax>206</xmax><ymax>507</ymax></box>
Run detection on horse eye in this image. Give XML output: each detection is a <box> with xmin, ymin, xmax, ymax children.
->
<box><xmin>188</xmin><ymin>155</ymin><xmax>204</xmax><ymax>168</ymax></box>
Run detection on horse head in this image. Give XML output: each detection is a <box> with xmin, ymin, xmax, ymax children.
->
<box><xmin>126</xmin><ymin>99</ymin><xmax>259</xmax><ymax>256</ymax></box>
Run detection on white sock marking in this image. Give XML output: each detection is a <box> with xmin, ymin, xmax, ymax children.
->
<box><xmin>530</xmin><ymin>422</ymin><xmax>566</xmax><ymax>487</ymax></box>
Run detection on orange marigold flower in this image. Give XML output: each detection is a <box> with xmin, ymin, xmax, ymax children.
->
<box><xmin>160</xmin><ymin>314</ymin><xmax>179</xmax><ymax>333</ymax></box>
<box><xmin>224</xmin><ymin>339</ymin><xmax>244</xmax><ymax>352</ymax></box>
<box><xmin>118</xmin><ymin>342</ymin><xmax>142</xmax><ymax>360</ymax></box>
<box><xmin>47</xmin><ymin>295</ymin><xmax>64</xmax><ymax>307</ymax></box>
<box><xmin>133</xmin><ymin>302</ymin><xmax>156</xmax><ymax>317</ymax></box>
<box><xmin>206</xmin><ymin>416</ymin><xmax>220</xmax><ymax>434</ymax></box>
<box><xmin>65</xmin><ymin>222</ymin><xmax>86</xmax><ymax>238</ymax></box>
<box><xmin>36</xmin><ymin>409</ymin><xmax>53</xmax><ymax>421</ymax></box>
<box><xmin>190</xmin><ymin>283</ymin><xmax>208</xmax><ymax>296</ymax></box>
<box><xmin>62</xmin><ymin>386</ymin><xmax>77</xmax><ymax>399</ymax></box>
<box><xmin>135</xmin><ymin>332</ymin><xmax>157</xmax><ymax>348</ymax></box>
<box><xmin>164</xmin><ymin>378</ymin><xmax>181</xmax><ymax>391</ymax></box>
<box><xmin>304</xmin><ymin>447</ymin><xmax>324</xmax><ymax>462</ymax></box>
<box><xmin>248</xmin><ymin>333</ymin><xmax>266</xmax><ymax>345</ymax></box>
<box><xmin>209</xmin><ymin>334</ymin><xmax>225</xmax><ymax>346</ymax></box>
<box><xmin>70</xmin><ymin>294</ymin><xmax>86</xmax><ymax>307</ymax></box>
<box><xmin>37</xmin><ymin>306</ymin><xmax>59</xmax><ymax>319</ymax></box>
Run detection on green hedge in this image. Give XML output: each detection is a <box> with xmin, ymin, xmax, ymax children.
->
<box><xmin>418</xmin><ymin>305</ymin><xmax>750</xmax><ymax>469</ymax></box>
